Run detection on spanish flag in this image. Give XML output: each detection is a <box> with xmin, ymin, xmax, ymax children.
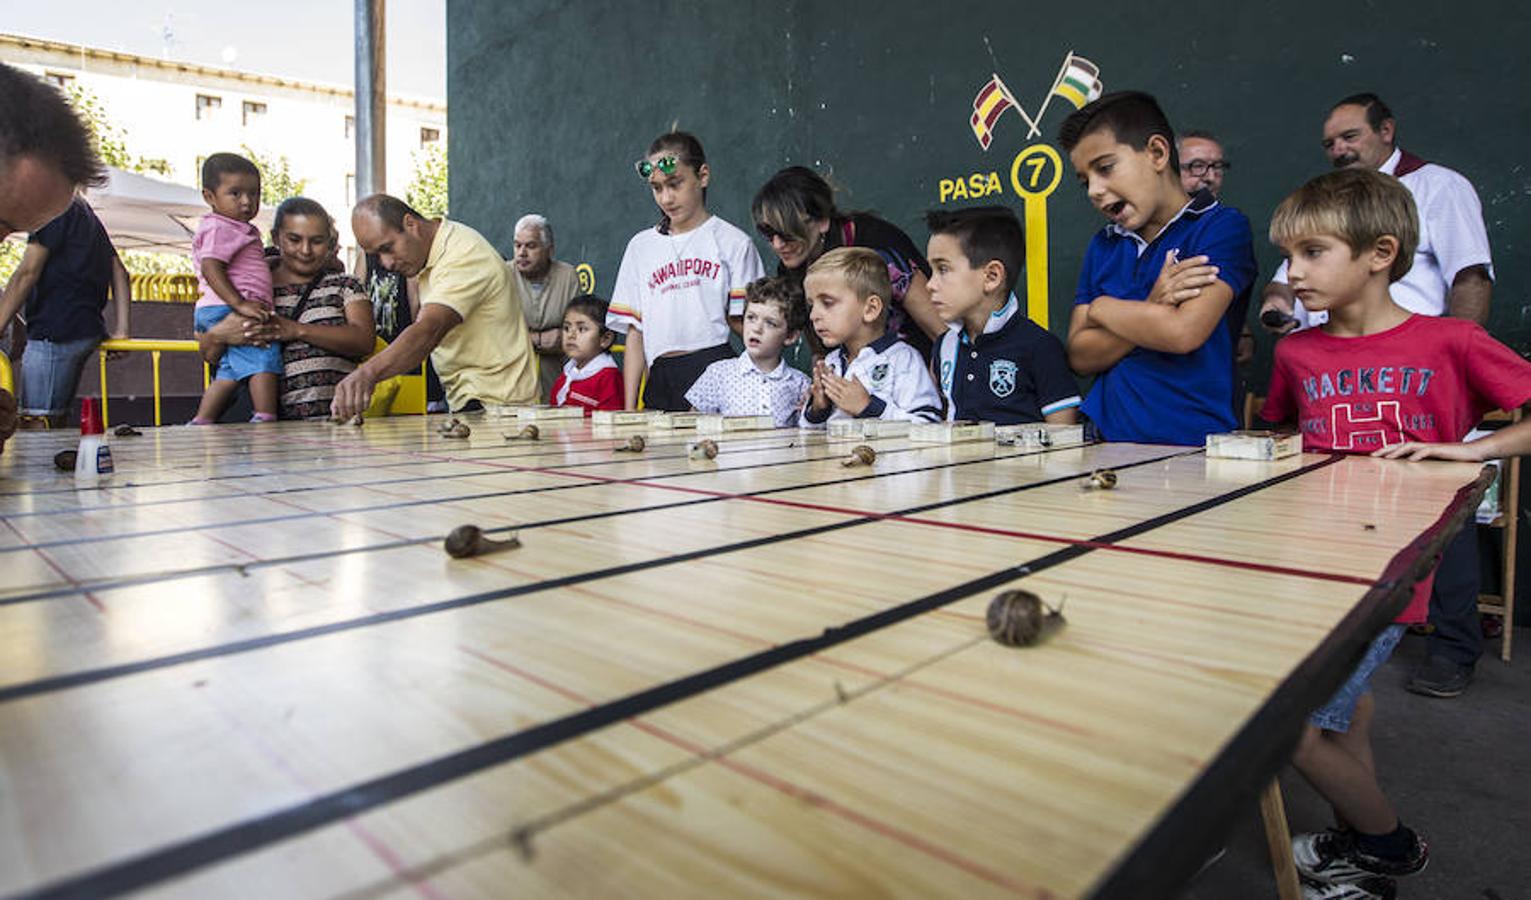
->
<box><xmin>1051</xmin><ymin>54</ymin><xmax>1103</xmax><ymax>109</ymax></box>
<box><xmin>970</xmin><ymin>74</ymin><xmax>1019</xmax><ymax>150</ymax></box>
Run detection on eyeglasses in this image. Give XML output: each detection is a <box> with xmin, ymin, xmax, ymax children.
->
<box><xmin>1181</xmin><ymin>160</ymin><xmax>1231</xmax><ymax>177</ymax></box>
<box><xmin>634</xmin><ymin>155</ymin><xmax>679</xmax><ymax>179</ymax></box>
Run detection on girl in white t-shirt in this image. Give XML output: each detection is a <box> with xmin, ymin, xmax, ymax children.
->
<box><xmin>606</xmin><ymin>131</ymin><xmax>765</xmax><ymax>411</ymax></box>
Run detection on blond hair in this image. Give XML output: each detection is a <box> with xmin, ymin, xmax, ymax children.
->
<box><xmin>1269</xmin><ymin>168</ymin><xmax>1419</xmax><ymax>282</ymax></box>
<box><xmin>805</xmin><ymin>246</ymin><xmax>891</xmax><ymax>309</ymax></box>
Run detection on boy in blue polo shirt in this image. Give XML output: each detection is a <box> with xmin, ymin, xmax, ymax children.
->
<box><xmin>925</xmin><ymin>206</ymin><xmax>1079</xmax><ymax>424</ymax></box>
<box><xmin>1058</xmin><ymin>91</ymin><xmax>1257</xmax><ymax>445</ymax></box>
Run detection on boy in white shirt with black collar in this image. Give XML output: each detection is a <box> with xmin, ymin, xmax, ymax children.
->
<box><xmin>800</xmin><ymin>247</ymin><xmax>942</xmax><ymax>426</ymax></box>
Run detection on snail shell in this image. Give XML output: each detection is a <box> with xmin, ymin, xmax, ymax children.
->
<box><xmin>615</xmin><ymin>435</ymin><xmax>646</xmax><ymax>453</ymax></box>
<box><xmin>688</xmin><ymin>438</ymin><xmax>719</xmax><ymax>461</ymax></box>
<box><xmin>54</xmin><ymin>449</ymin><xmax>78</xmax><ymax>471</ymax></box>
<box><xmin>505</xmin><ymin>424</ymin><xmax>540</xmax><ymax>441</ymax></box>
<box><xmin>443</xmin><ymin>524</ymin><xmax>522</xmax><ymax>559</ymax></box>
<box><xmin>1082</xmin><ymin>468</ymin><xmax>1118</xmax><ymax>491</ymax></box>
<box><xmin>441</xmin><ymin>420</ymin><xmax>471</xmax><ymax>439</ymax></box>
<box><xmin>985</xmin><ymin>590</ymin><xmax>1067</xmax><ymax>647</ymax></box>
<box><xmin>842</xmin><ymin>444</ymin><xmax>877</xmax><ymax>467</ymax></box>
<box><xmin>114</xmin><ymin>424</ymin><xmax>143</xmax><ymax>437</ymax></box>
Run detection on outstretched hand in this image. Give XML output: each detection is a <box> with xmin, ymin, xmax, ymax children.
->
<box><xmin>1372</xmin><ymin>441</ymin><xmax>1484</xmax><ymax>462</ymax></box>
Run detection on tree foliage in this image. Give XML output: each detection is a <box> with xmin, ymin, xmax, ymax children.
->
<box><xmin>241</xmin><ymin>144</ymin><xmax>308</xmax><ymax>207</ymax></box>
<box><xmin>64</xmin><ymin>84</ymin><xmax>171</xmax><ymax>177</ymax></box>
<box><xmin>406</xmin><ymin>141</ymin><xmax>449</xmax><ymax>219</ymax></box>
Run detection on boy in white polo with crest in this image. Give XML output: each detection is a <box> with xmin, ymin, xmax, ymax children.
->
<box><xmin>800</xmin><ymin>247</ymin><xmax>943</xmax><ymax>426</ymax></box>
<box><xmin>926</xmin><ymin>206</ymin><xmax>1080</xmax><ymax>424</ymax></box>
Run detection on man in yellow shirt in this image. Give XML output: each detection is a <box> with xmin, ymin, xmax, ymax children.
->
<box><xmin>333</xmin><ymin>194</ymin><xmax>539</xmax><ymax>418</ymax></box>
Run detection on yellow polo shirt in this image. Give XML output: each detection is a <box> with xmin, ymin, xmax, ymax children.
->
<box><xmin>419</xmin><ymin>220</ymin><xmax>539</xmax><ymax>409</ymax></box>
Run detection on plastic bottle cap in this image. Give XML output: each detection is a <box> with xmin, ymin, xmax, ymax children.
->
<box><xmin>79</xmin><ymin>397</ymin><xmax>104</xmax><ymax>436</ymax></box>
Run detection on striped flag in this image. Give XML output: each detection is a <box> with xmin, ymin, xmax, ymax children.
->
<box><xmin>969</xmin><ymin>74</ymin><xmax>1020</xmax><ymax>150</ymax></box>
<box><xmin>1051</xmin><ymin>54</ymin><xmax>1103</xmax><ymax>109</ymax></box>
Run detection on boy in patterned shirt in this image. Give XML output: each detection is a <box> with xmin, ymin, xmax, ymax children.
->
<box><xmin>686</xmin><ymin>276</ymin><xmax>809</xmax><ymax>426</ymax></box>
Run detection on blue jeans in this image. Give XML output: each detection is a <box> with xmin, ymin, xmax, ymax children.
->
<box><xmin>1310</xmin><ymin>624</ymin><xmax>1406</xmax><ymax>732</ymax></box>
<box><xmin>19</xmin><ymin>335</ymin><xmax>100</xmax><ymax>417</ymax></box>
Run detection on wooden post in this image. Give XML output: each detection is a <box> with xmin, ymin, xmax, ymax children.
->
<box><xmin>1259</xmin><ymin>780</ymin><xmax>1303</xmax><ymax>900</ymax></box>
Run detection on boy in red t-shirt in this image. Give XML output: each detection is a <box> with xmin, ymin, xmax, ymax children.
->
<box><xmin>549</xmin><ymin>294</ymin><xmax>624</xmax><ymax>414</ymax></box>
<box><xmin>1261</xmin><ymin>168</ymin><xmax>1531</xmax><ymax>899</ymax></box>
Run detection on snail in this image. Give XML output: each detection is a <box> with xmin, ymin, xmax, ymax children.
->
<box><xmin>327</xmin><ymin>414</ymin><xmax>364</xmax><ymax>427</ymax></box>
<box><xmin>504</xmin><ymin>424</ymin><xmax>540</xmax><ymax>441</ymax></box>
<box><xmin>113</xmin><ymin>424</ymin><xmax>142</xmax><ymax>437</ymax></box>
<box><xmin>1081</xmin><ymin>468</ymin><xmax>1118</xmax><ymax>491</ymax></box>
<box><xmin>54</xmin><ymin>449</ymin><xmax>78</xmax><ymax>471</ymax></box>
<box><xmin>986</xmin><ymin>590</ymin><xmax>1067</xmax><ymax>647</ymax></box>
<box><xmin>688</xmin><ymin>438</ymin><xmax>719</xmax><ymax>461</ymax></box>
<box><xmin>614</xmin><ymin>435</ymin><xmax>646</xmax><ymax>453</ymax></box>
<box><xmin>841</xmin><ymin>444</ymin><xmax>877</xmax><ymax>467</ymax></box>
<box><xmin>439</xmin><ymin>419</ymin><xmax>471</xmax><ymax>439</ymax></box>
<box><xmin>443</xmin><ymin>525</ymin><xmax>522</xmax><ymax>559</ymax></box>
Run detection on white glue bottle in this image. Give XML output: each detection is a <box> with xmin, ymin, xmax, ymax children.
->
<box><xmin>74</xmin><ymin>397</ymin><xmax>114</xmax><ymax>487</ymax></box>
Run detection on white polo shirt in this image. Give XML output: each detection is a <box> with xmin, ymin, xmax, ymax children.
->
<box><xmin>1276</xmin><ymin>148</ymin><xmax>1494</xmax><ymax>327</ymax></box>
<box><xmin>800</xmin><ymin>331</ymin><xmax>944</xmax><ymax>426</ymax></box>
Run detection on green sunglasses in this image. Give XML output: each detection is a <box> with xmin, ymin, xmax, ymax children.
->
<box><xmin>634</xmin><ymin>155</ymin><xmax>679</xmax><ymax>179</ymax></box>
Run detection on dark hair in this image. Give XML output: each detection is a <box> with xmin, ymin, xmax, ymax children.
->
<box><xmin>743</xmin><ymin>275</ymin><xmax>808</xmax><ymax>333</ymax></box>
<box><xmin>357</xmin><ymin>193</ymin><xmax>426</xmax><ymax>231</ymax></box>
<box><xmin>924</xmin><ymin>206</ymin><xmax>1026</xmax><ymax>296</ymax></box>
<box><xmin>565</xmin><ymin>293</ymin><xmax>611</xmax><ymax>329</ymax></box>
<box><xmin>1057</xmin><ymin>90</ymin><xmax>1179</xmax><ymax>172</ymax></box>
<box><xmin>647</xmin><ymin>130</ymin><xmax>707</xmax><ymax>234</ymax></box>
<box><xmin>0</xmin><ymin>62</ymin><xmax>106</xmax><ymax>189</ymax></box>
<box><xmin>1180</xmin><ymin>129</ymin><xmax>1219</xmax><ymax>144</ymax></box>
<box><xmin>201</xmin><ymin>152</ymin><xmax>260</xmax><ymax>192</ymax></box>
<box><xmin>1330</xmin><ymin>92</ymin><xmax>1395</xmax><ymax>133</ymax></box>
<box><xmin>271</xmin><ymin>196</ymin><xmax>335</xmax><ymax>243</ymax></box>
<box><xmin>751</xmin><ymin>166</ymin><xmax>843</xmax><ymax>248</ymax></box>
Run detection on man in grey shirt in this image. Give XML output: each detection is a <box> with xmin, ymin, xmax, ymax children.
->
<box><xmin>510</xmin><ymin>214</ymin><xmax>580</xmax><ymax>399</ymax></box>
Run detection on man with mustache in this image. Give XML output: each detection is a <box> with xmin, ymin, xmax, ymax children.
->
<box><xmin>1260</xmin><ymin>93</ymin><xmax>1495</xmax><ymax>701</ymax></box>
<box><xmin>1260</xmin><ymin>93</ymin><xmax>1493</xmax><ymax>331</ymax></box>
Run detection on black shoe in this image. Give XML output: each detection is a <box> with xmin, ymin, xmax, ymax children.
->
<box><xmin>1406</xmin><ymin>655</ymin><xmax>1474</xmax><ymax>698</ymax></box>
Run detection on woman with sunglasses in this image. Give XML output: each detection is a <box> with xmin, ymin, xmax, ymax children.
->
<box><xmin>752</xmin><ymin>166</ymin><xmax>941</xmax><ymax>357</ymax></box>
<box><xmin>606</xmin><ymin>131</ymin><xmax>765</xmax><ymax>411</ymax></box>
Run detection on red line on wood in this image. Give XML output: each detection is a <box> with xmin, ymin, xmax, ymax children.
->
<box><xmin>457</xmin><ymin>644</ymin><xmax>1049</xmax><ymax>897</ymax></box>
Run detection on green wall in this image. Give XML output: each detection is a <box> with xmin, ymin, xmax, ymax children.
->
<box><xmin>447</xmin><ymin>0</ymin><xmax>1531</xmax><ymax>377</ymax></box>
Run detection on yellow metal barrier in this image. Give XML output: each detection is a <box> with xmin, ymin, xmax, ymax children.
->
<box><xmin>129</xmin><ymin>274</ymin><xmax>200</xmax><ymax>303</ymax></box>
<box><xmin>98</xmin><ymin>338</ymin><xmax>209</xmax><ymax>428</ymax></box>
<box><xmin>0</xmin><ymin>352</ymin><xmax>12</xmax><ymax>394</ymax></box>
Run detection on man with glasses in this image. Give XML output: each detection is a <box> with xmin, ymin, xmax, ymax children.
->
<box><xmin>1178</xmin><ymin>130</ymin><xmax>1251</xmax><ymax>367</ymax></box>
<box><xmin>1258</xmin><ymin>92</ymin><xmax>1495</xmax><ymax>701</ymax></box>
<box><xmin>1177</xmin><ymin>130</ymin><xmax>1231</xmax><ymax>198</ymax></box>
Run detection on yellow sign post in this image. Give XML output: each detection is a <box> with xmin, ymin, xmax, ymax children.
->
<box><xmin>1009</xmin><ymin>144</ymin><xmax>1063</xmax><ymax>329</ymax></box>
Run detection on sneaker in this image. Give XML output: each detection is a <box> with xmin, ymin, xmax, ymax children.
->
<box><xmin>1406</xmin><ymin>654</ymin><xmax>1474</xmax><ymax>698</ymax></box>
<box><xmin>1301</xmin><ymin>875</ymin><xmax>1397</xmax><ymax>899</ymax></box>
<box><xmin>1293</xmin><ymin>828</ymin><xmax>1428</xmax><ymax>883</ymax></box>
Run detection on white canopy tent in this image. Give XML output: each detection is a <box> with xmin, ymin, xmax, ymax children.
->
<box><xmin>83</xmin><ymin>167</ymin><xmax>274</xmax><ymax>254</ymax></box>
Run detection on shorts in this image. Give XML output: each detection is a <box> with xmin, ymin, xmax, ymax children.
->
<box><xmin>195</xmin><ymin>305</ymin><xmax>284</xmax><ymax>383</ymax></box>
<box><xmin>1310</xmin><ymin>623</ymin><xmax>1405</xmax><ymax>732</ymax></box>
<box><xmin>19</xmin><ymin>335</ymin><xmax>100</xmax><ymax>417</ymax></box>
<box><xmin>642</xmin><ymin>343</ymin><xmax>733</xmax><ymax>411</ymax></box>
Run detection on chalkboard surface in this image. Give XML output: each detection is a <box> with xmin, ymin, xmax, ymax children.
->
<box><xmin>448</xmin><ymin>0</ymin><xmax>1531</xmax><ymax>380</ymax></box>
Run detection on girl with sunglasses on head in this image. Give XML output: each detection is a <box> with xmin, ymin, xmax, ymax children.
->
<box><xmin>752</xmin><ymin>165</ymin><xmax>941</xmax><ymax>358</ymax></box>
<box><xmin>606</xmin><ymin>131</ymin><xmax>765</xmax><ymax>411</ymax></box>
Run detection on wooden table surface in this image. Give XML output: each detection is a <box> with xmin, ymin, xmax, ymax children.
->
<box><xmin>0</xmin><ymin>415</ymin><xmax>1489</xmax><ymax>899</ymax></box>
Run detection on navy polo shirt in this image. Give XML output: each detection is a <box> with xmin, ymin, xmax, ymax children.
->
<box><xmin>1073</xmin><ymin>190</ymin><xmax>1256</xmax><ymax>445</ymax></box>
<box><xmin>935</xmin><ymin>293</ymin><xmax>1081</xmax><ymax>424</ymax></box>
<box><xmin>26</xmin><ymin>197</ymin><xmax>118</xmax><ymax>343</ymax></box>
